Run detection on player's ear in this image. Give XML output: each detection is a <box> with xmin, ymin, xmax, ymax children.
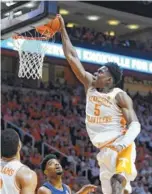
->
<box><xmin>18</xmin><ymin>140</ymin><xmax>22</xmax><ymax>151</ymax></box>
<box><xmin>44</xmin><ymin>169</ymin><xmax>48</xmax><ymax>175</ymax></box>
<box><xmin>107</xmin><ymin>76</ymin><xmax>112</xmax><ymax>84</ymax></box>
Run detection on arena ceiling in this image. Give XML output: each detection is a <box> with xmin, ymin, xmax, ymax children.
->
<box><xmin>58</xmin><ymin>1</ymin><xmax>152</xmax><ymax>37</ymax></box>
<box><xmin>1</xmin><ymin>1</ymin><xmax>152</xmax><ymax>38</ymax></box>
<box><xmin>85</xmin><ymin>1</ymin><xmax>152</xmax><ymax>18</ymax></box>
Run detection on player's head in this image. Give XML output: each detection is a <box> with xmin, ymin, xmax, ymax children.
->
<box><xmin>41</xmin><ymin>154</ymin><xmax>63</xmax><ymax>178</ymax></box>
<box><xmin>94</xmin><ymin>62</ymin><xmax>123</xmax><ymax>89</ymax></box>
<box><xmin>1</xmin><ymin>129</ymin><xmax>21</xmax><ymax>158</ymax></box>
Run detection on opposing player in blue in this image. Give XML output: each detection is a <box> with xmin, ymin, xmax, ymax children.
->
<box><xmin>38</xmin><ymin>154</ymin><xmax>97</xmax><ymax>194</ymax></box>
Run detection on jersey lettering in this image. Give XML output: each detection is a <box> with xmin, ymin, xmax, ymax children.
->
<box><xmin>86</xmin><ymin>114</ymin><xmax>112</xmax><ymax>124</ymax></box>
<box><xmin>89</xmin><ymin>96</ymin><xmax>111</xmax><ymax>107</ymax></box>
<box><xmin>85</xmin><ymin>88</ymin><xmax>125</xmax><ymax>145</ymax></box>
<box><xmin>0</xmin><ymin>160</ymin><xmax>24</xmax><ymax>194</ymax></box>
<box><xmin>0</xmin><ymin>167</ymin><xmax>14</xmax><ymax>176</ymax></box>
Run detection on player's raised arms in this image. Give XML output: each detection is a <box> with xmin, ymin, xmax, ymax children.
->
<box><xmin>57</xmin><ymin>14</ymin><xmax>93</xmax><ymax>89</ymax></box>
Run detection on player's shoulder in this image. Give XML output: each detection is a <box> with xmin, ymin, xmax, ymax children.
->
<box><xmin>114</xmin><ymin>88</ymin><xmax>130</xmax><ymax>99</ymax></box>
<box><xmin>115</xmin><ymin>89</ymin><xmax>133</xmax><ymax>107</ymax></box>
<box><xmin>16</xmin><ymin>165</ymin><xmax>37</xmax><ymax>184</ymax></box>
<box><xmin>108</xmin><ymin>88</ymin><xmax>125</xmax><ymax>101</ymax></box>
<box><xmin>64</xmin><ymin>184</ymin><xmax>71</xmax><ymax>194</ymax></box>
<box><xmin>113</xmin><ymin>87</ymin><xmax>125</xmax><ymax>94</ymax></box>
<box><xmin>38</xmin><ymin>186</ymin><xmax>52</xmax><ymax>194</ymax></box>
<box><xmin>17</xmin><ymin>165</ymin><xmax>36</xmax><ymax>175</ymax></box>
<box><xmin>112</xmin><ymin>87</ymin><xmax>129</xmax><ymax>98</ymax></box>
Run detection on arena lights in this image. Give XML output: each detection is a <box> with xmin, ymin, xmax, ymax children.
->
<box><xmin>25</xmin><ymin>2</ymin><xmax>35</xmax><ymax>8</ymax></box>
<box><xmin>86</xmin><ymin>15</ymin><xmax>100</xmax><ymax>21</ymax></box>
<box><xmin>109</xmin><ymin>31</ymin><xmax>115</xmax><ymax>36</ymax></box>
<box><xmin>59</xmin><ymin>9</ymin><xmax>69</xmax><ymax>15</ymax></box>
<box><xmin>104</xmin><ymin>31</ymin><xmax>115</xmax><ymax>36</ymax></box>
<box><xmin>4</xmin><ymin>12</ymin><xmax>10</xmax><ymax>16</ymax></box>
<box><xmin>14</xmin><ymin>11</ymin><xmax>22</xmax><ymax>16</ymax></box>
<box><xmin>6</xmin><ymin>2</ymin><xmax>15</xmax><ymax>6</ymax></box>
<box><xmin>127</xmin><ymin>24</ymin><xmax>139</xmax><ymax>30</ymax></box>
<box><xmin>107</xmin><ymin>19</ymin><xmax>120</xmax><ymax>26</ymax></box>
<box><xmin>66</xmin><ymin>23</ymin><xmax>76</xmax><ymax>28</ymax></box>
<box><xmin>1</xmin><ymin>38</ymin><xmax>152</xmax><ymax>74</ymax></box>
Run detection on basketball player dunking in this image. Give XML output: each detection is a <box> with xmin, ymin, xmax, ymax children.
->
<box><xmin>0</xmin><ymin>129</ymin><xmax>37</xmax><ymax>194</ymax></box>
<box><xmin>57</xmin><ymin>15</ymin><xmax>141</xmax><ymax>194</ymax></box>
<box><xmin>38</xmin><ymin>154</ymin><xmax>97</xmax><ymax>194</ymax></box>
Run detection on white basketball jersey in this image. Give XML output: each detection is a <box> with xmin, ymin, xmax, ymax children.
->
<box><xmin>0</xmin><ymin>159</ymin><xmax>24</xmax><ymax>194</ymax></box>
<box><xmin>85</xmin><ymin>87</ymin><xmax>126</xmax><ymax>148</ymax></box>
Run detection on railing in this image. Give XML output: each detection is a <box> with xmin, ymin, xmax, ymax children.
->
<box><xmin>1</xmin><ymin>70</ymin><xmax>37</xmax><ymax>89</ymax></box>
<box><xmin>41</xmin><ymin>142</ymin><xmax>89</xmax><ymax>178</ymax></box>
<box><xmin>3</xmin><ymin>120</ymin><xmax>81</xmax><ymax>174</ymax></box>
<box><xmin>42</xmin><ymin>142</ymin><xmax>77</xmax><ymax>174</ymax></box>
<box><xmin>3</xmin><ymin>120</ymin><xmax>89</xmax><ymax>178</ymax></box>
<box><xmin>1</xmin><ymin>84</ymin><xmax>49</xmax><ymax>94</ymax></box>
<box><xmin>4</xmin><ymin>120</ymin><xmax>35</xmax><ymax>148</ymax></box>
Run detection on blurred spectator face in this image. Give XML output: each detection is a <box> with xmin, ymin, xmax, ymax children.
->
<box><xmin>72</xmin><ymin>183</ymin><xmax>79</xmax><ymax>192</ymax></box>
<box><xmin>144</xmin><ymin>186</ymin><xmax>150</xmax><ymax>193</ymax></box>
<box><xmin>7</xmin><ymin>108</ymin><xmax>12</xmax><ymax>115</ymax></box>
<box><xmin>2</xmin><ymin>79</ymin><xmax>152</xmax><ymax>190</ymax></box>
<box><xmin>94</xmin><ymin>179</ymin><xmax>100</xmax><ymax>186</ymax></box>
<box><xmin>71</xmin><ymin>150</ymin><xmax>76</xmax><ymax>156</ymax></box>
<box><xmin>113</xmin><ymin>37</ymin><xmax>119</xmax><ymax>46</ymax></box>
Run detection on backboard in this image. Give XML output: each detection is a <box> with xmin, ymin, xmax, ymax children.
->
<box><xmin>1</xmin><ymin>1</ymin><xmax>58</xmax><ymax>39</ymax></box>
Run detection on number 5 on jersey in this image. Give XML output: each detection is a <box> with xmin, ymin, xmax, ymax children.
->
<box><xmin>94</xmin><ymin>104</ymin><xmax>101</xmax><ymax>116</ymax></box>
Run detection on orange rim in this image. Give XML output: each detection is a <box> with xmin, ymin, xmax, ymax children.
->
<box><xmin>12</xmin><ymin>35</ymin><xmax>49</xmax><ymax>40</ymax></box>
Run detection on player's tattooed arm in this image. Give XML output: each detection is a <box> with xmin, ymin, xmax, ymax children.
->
<box><xmin>58</xmin><ymin>14</ymin><xmax>93</xmax><ymax>89</ymax></box>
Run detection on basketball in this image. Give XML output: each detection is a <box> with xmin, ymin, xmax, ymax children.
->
<box><xmin>36</xmin><ymin>25</ymin><xmax>54</xmax><ymax>38</ymax></box>
<box><xmin>47</xmin><ymin>17</ymin><xmax>61</xmax><ymax>33</ymax></box>
<box><xmin>36</xmin><ymin>17</ymin><xmax>60</xmax><ymax>38</ymax></box>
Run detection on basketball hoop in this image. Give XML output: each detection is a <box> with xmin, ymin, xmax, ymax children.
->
<box><xmin>12</xmin><ymin>29</ymin><xmax>55</xmax><ymax>79</ymax></box>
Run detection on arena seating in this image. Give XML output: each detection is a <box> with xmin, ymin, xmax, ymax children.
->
<box><xmin>1</xmin><ymin>82</ymin><xmax>152</xmax><ymax>193</ymax></box>
<box><xmin>55</xmin><ymin>26</ymin><xmax>152</xmax><ymax>53</ymax></box>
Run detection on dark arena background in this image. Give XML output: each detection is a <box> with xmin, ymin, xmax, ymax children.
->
<box><xmin>1</xmin><ymin>1</ymin><xmax>152</xmax><ymax>193</ymax></box>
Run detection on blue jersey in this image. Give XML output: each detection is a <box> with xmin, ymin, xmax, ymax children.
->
<box><xmin>43</xmin><ymin>182</ymin><xmax>70</xmax><ymax>194</ymax></box>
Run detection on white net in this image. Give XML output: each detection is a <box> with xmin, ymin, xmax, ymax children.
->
<box><xmin>18</xmin><ymin>51</ymin><xmax>44</xmax><ymax>79</ymax></box>
<box><xmin>13</xmin><ymin>32</ymin><xmax>52</xmax><ymax>79</ymax></box>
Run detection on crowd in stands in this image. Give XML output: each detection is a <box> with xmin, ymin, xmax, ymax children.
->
<box><xmin>1</xmin><ymin>81</ymin><xmax>152</xmax><ymax>194</ymax></box>
<box><xmin>56</xmin><ymin>26</ymin><xmax>152</xmax><ymax>53</ymax></box>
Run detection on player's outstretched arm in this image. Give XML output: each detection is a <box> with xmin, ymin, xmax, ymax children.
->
<box><xmin>16</xmin><ymin>166</ymin><xmax>37</xmax><ymax>194</ymax></box>
<box><xmin>113</xmin><ymin>92</ymin><xmax>141</xmax><ymax>151</ymax></box>
<box><xmin>57</xmin><ymin>14</ymin><xmax>93</xmax><ymax>89</ymax></box>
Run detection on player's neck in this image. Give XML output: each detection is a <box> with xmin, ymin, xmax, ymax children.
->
<box><xmin>49</xmin><ymin>177</ymin><xmax>63</xmax><ymax>189</ymax></box>
<box><xmin>2</xmin><ymin>156</ymin><xmax>18</xmax><ymax>162</ymax></box>
<box><xmin>98</xmin><ymin>86</ymin><xmax>113</xmax><ymax>93</ymax></box>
